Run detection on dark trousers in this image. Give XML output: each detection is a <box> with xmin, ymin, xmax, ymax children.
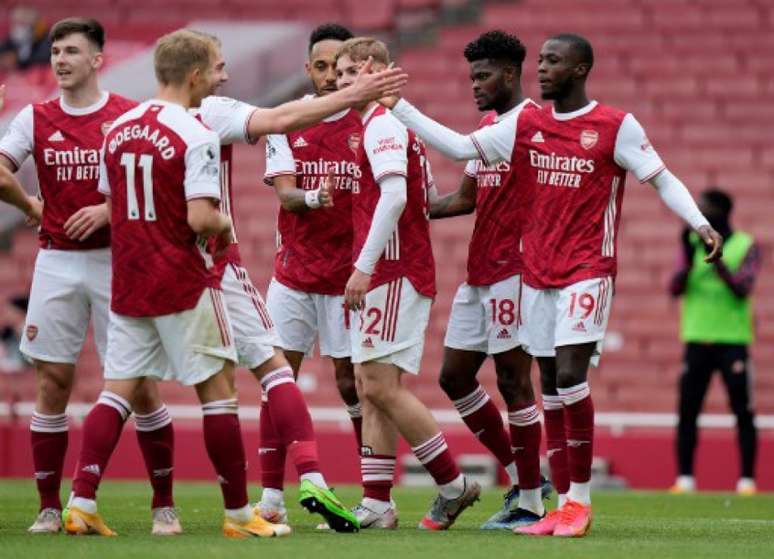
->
<box><xmin>677</xmin><ymin>343</ymin><xmax>757</xmax><ymax>478</ymax></box>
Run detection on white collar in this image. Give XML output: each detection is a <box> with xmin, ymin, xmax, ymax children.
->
<box><xmin>59</xmin><ymin>90</ymin><xmax>109</xmax><ymax>116</ymax></box>
<box><xmin>552</xmin><ymin>100</ymin><xmax>598</xmax><ymax>121</ymax></box>
<box><xmin>494</xmin><ymin>97</ymin><xmax>536</xmax><ymax>122</ymax></box>
<box><xmin>361</xmin><ymin>103</ymin><xmax>380</xmax><ymax>123</ymax></box>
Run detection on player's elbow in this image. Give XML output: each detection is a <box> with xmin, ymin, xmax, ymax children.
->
<box><xmin>187</xmin><ymin>198</ymin><xmax>219</xmax><ymax>235</ymax></box>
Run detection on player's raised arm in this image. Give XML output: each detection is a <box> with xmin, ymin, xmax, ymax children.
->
<box><xmin>0</xmin><ymin>164</ymin><xmax>41</xmax><ymax>224</ymax></box>
<box><xmin>246</xmin><ymin>58</ymin><xmax>407</xmax><ymax>139</ymax></box>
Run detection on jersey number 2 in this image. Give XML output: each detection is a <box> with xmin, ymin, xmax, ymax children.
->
<box><xmin>121</xmin><ymin>153</ymin><xmax>156</xmax><ymax>221</ymax></box>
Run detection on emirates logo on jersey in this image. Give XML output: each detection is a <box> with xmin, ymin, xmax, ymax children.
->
<box><xmin>580</xmin><ymin>130</ymin><xmax>598</xmax><ymax>150</ymax></box>
<box><xmin>26</xmin><ymin>325</ymin><xmax>38</xmax><ymax>341</ymax></box>
<box><xmin>101</xmin><ymin>121</ymin><xmax>114</xmax><ymax>135</ymax></box>
<box><xmin>348</xmin><ymin>132</ymin><xmax>361</xmax><ymax>154</ymax></box>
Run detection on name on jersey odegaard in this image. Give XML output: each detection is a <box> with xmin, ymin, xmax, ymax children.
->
<box><xmin>43</xmin><ymin>146</ymin><xmax>100</xmax><ymax>181</ymax></box>
<box><xmin>108</xmin><ymin>124</ymin><xmax>176</xmax><ymax>159</ymax></box>
<box><xmin>295</xmin><ymin>158</ymin><xmax>361</xmax><ymax>191</ymax></box>
<box><xmin>529</xmin><ymin>149</ymin><xmax>595</xmax><ymax>189</ymax></box>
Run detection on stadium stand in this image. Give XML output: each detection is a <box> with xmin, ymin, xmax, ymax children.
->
<box><xmin>0</xmin><ymin>0</ymin><xmax>772</xmax><ymax>489</ymax></box>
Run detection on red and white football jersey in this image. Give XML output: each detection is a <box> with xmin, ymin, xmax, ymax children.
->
<box><xmin>264</xmin><ymin>104</ymin><xmax>361</xmax><ymax>295</ymax></box>
<box><xmin>0</xmin><ymin>92</ymin><xmax>137</xmax><ymax>250</ymax></box>
<box><xmin>98</xmin><ymin>99</ymin><xmax>222</xmax><ymax>317</ymax></box>
<box><xmin>463</xmin><ymin>98</ymin><xmax>538</xmax><ymax>286</ymax></box>
<box><xmin>354</xmin><ymin>104</ymin><xmax>435</xmax><ymax>297</ymax></box>
<box><xmin>472</xmin><ymin>101</ymin><xmax>665</xmax><ymax>289</ymax></box>
<box><xmin>191</xmin><ymin>95</ymin><xmax>257</xmax><ymax>278</ymax></box>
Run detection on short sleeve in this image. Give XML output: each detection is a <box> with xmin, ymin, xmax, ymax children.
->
<box><xmin>264</xmin><ymin>134</ymin><xmax>296</xmax><ymax>184</ymax></box>
<box><xmin>364</xmin><ymin>113</ymin><xmax>409</xmax><ymax>181</ymax></box>
<box><xmin>464</xmin><ymin>159</ymin><xmax>478</xmax><ymax>178</ymax></box>
<box><xmin>0</xmin><ymin>104</ymin><xmax>34</xmax><ymax>169</ymax></box>
<box><xmin>97</xmin><ymin>147</ymin><xmax>110</xmax><ymax>196</ymax></box>
<box><xmin>184</xmin><ymin>132</ymin><xmax>221</xmax><ymax>200</ymax></box>
<box><xmin>614</xmin><ymin>113</ymin><xmax>665</xmax><ymax>182</ymax></box>
<box><xmin>198</xmin><ymin>96</ymin><xmax>257</xmax><ymax>145</ymax></box>
<box><xmin>469</xmin><ymin>111</ymin><xmax>517</xmax><ymax>167</ymax></box>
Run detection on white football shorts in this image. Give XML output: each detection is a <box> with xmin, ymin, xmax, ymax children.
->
<box><xmin>350</xmin><ymin>277</ymin><xmax>431</xmax><ymax>375</ymax></box>
<box><xmin>20</xmin><ymin>248</ymin><xmax>111</xmax><ymax>364</ymax></box>
<box><xmin>104</xmin><ymin>288</ymin><xmax>237</xmax><ymax>386</ymax></box>
<box><xmin>266</xmin><ymin>278</ymin><xmax>351</xmax><ymax>359</ymax></box>
<box><xmin>222</xmin><ymin>264</ymin><xmax>281</xmax><ymax>369</ymax></box>
<box><xmin>444</xmin><ymin>274</ymin><xmax>524</xmax><ymax>355</ymax></box>
<box><xmin>521</xmin><ymin>276</ymin><xmax>613</xmax><ymax>366</ymax></box>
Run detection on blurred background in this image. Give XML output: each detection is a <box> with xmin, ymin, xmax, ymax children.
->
<box><xmin>0</xmin><ymin>0</ymin><xmax>772</xmax><ymax>491</ymax></box>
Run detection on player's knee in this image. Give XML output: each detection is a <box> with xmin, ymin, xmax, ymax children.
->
<box><xmin>35</xmin><ymin>364</ymin><xmax>73</xmax><ymax>409</ymax></box>
<box><xmin>496</xmin><ymin>369</ymin><xmax>533</xmax><ymax>405</ymax></box>
<box><xmin>358</xmin><ymin>378</ymin><xmax>394</xmax><ymax>409</ymax></box>
<box><xmin>556</xmin><ymin>367</ymin><xmax>585</xmax><ymax>389</ymax></box>
<box><xmin>132</xmin><ymin>381</ymin><xmax>163</xmax><ymax>415</ymax></box>
<box><xmin>334</xmin><ymin>371</ymin><xmax>358</xmax><ymax>405</ymax></box>
<box><xmin>438</xmin><ymin>366</ymin><xmax>474</xmax><ymax>400</ymax></box>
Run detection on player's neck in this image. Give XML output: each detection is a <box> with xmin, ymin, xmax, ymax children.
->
<box><xmin>356</xmin><ymin>100</ymin><xmax>378</xmax><ymax>117</ymax></box>
<box><xmin>552</xmin><ymin>89</ymin><xmax>590</xmax><ymax>114</ymax></box>
<box><xmin>495</xmin><ymin>90</ymin><xmax>525</xmax><ymax>116</ymax></box>
<box><xmin>155</xmin><ymin>85</ymin><xmax>195</xmax><ymax>109</ymax></box>
<box><xmin>60</xmin><ymin>80</ymin><xmax>102</xmax><ymax>109</ymax></box>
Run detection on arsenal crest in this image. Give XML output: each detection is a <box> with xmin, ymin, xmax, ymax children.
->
<box><xmin>580</xmin><ymin>130</ymin><xmax>598</xmax><ymax>150</ymax></box>
<box><xmin>26</xmin><ymin>325</ymin><xmax>38</xmax><ymax>341</ymax></box>
<box><xmin>348</xmin><ymin>133</ymin><xmax>361</xmax><ymax>154</ymax></box>
<box><xmin>101</xmin><ymin>121</ymin><xmax>114</xmax><ymax>135</ymax></box>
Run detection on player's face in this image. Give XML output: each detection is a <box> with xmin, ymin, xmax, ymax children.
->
<box><xmin>205</xmin><ymin>49</ymin><xmax>228</xmax><ymax>97</ymax></box>
<box><xmin>306</xmin><ymin>39</ymin><xmax>343</xmax><ymax>96</ymax></box>
<box><xmin>50</xmin><ymin>33</ymin><xmax>102</xmax><ymax>91</ymax></box>
<box><xmin>469</xmin><ymin>59</ymin><xmax>509</xmax><ymax>111</ymax></box>
<box><xmin>537</xmin><ymin>40</ymin><xmax>576</xmax><ymax>100</ymax></box>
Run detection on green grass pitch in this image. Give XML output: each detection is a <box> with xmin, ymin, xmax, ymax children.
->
<box><xmin>1</xmin><ymin>480</ymin><xmax>773</xmax><ymax>559</ymax></box>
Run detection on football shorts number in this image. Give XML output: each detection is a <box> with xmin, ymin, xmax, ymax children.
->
<box><xmin>121</xmin><ymin>152</ymin><xmax>156</xmax><ymax>221</ymax></box>
<box><xmin>568</xmin><ymin>292</ymin><xmax>595</xmax><ymax>319</ymax></box>
<box><xmin>489</xmin><ymin>298</ymin><xmax>516</xmax><ymax>326</ymax></box>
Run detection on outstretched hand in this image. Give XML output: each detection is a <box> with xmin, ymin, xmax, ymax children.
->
<box><xmin>351</xmin><ymin>57</ymin><xmax>408</xmax><ymax>104</ymax></box>
<box><xmin>697</xmin><ymin>224</ymin><xmax>723</xmax><ymax>263</ymax></box>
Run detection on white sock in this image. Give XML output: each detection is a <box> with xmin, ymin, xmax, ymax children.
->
<box><xmin>504</xmin><ymin>462</ymin><xmax>519</xmax><ymax>486</ymax></box>
<box><xmin>260</xmin><ymin>487</ymin><xmax>284</xmax><ymax>507</ymax></box>
<box><xmin>518</xmin><ymin>488</ymin><xmax>545</xmax><ymax>516</ymax></box>
<box><xmin>362</xmin><ymin>497</ymin><xmax>392</xmax><ymax>513</ymax></box>
<box><xmin>438</xmin><ymin>474</ymin><xmax>465</xmax><ymax>500</ymax></box>
<box><xmin>567</xmin><ymin>481</ymin><xmax>591</xmax><ymax>505</ymax></box>
<box><xmin>71</xmin><ymin>497</ymin><xmax>97</xmax><ymax>514</ymax></box>
<box><xmin>676</xmin><ymin>475</ymin><xmax>696</xmax><ymax>491</ymax></box>
<box><xmin>225</xmin><ymin>504</ymin><xmax>252</xmax><ymax>523</ymax></box>
<box><xmin>557</xmin><ymin>493</ymin><xmax>568</xmax><ymax>508</ymax></box>
<box><xmin>300</xmin><ymin>472</ymin><xmax>328</xmax><ymax>490</ymax></box>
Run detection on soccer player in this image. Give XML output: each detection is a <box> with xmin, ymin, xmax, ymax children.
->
<box><xmin>337</xmin><ymin>37</ymin><xmax>481</xmax><ymax>530</ymax></box>
<box><xmin>262</xmin><ymin>22</ymin><xmax>363</xmax><ymax>522</ymax></box>
<box><xmin>379</xmin><ymin>33</ymin><xmax>722</xmax><ymax>537</ymax></box>
<box><xmin>427</xmin><ymin>30</ymin><xmax>549</xmax><ymax>529</ymax></box>
<box><xmin>0</xmin><ymin>18</ymin><xmax>177</xmax><ymax>535</ymax></box>
<box><xmin>63</xmin><ymin>29</ymin><xmax>292</xmax><ymax>539</ymax></box>
<box><xmin>184</xmin><ymin>27</ymin><xmax>407</xmax><ymax>531</ymax></box>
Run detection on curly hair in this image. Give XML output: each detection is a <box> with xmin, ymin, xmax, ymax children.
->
<box><xmin>463</xmin><ymin>30</ymin><xmax>526</xmax><ymax>67</ymax></box>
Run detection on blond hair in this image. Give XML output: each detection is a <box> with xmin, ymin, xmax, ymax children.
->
<box><xmin>336</xmin><ymin>37</ymin><xmax>390</xmax><ymax>66</ymax></box>
<box><xmin>154</xmin><ymin>29</ymin><xmax>216</xmax><ymax>86</ymax></box>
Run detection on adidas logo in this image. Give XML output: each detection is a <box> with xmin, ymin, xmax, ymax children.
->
<box><xmin>81</xmin><ymin>464</ymin><xmax>101</xmax><ymax>476</ymax></box>
<box><xmin>567</xmin><ymin>439</ymin><xmax>590</xmax><ymax>448</ymax></box>
<box><xmin>511</xmin><ymin>446</ymin><xmax>525</xmax><ymax>453</ymax></box>
<box><xmin>362</xmin><ymin>337</ymin><xmax>374</xmax><ymax>348</ymax></box>
<box><xmin>217</xmin><ymin>475</ymin><xmax>229</xmax><ymax>485</ymax></box>
<box><xmin>546</xmin><ymin>448</ymin><xmax>563</xmax><ymax>458</ymax></box>
<box><xmin>531</xmin><ymin>130</ymin><xmax>544</xmax><ymax>143</ymax></box>
<box><xmin>258</xmin><ymin>447</ymin><xmax>277</xmax><ymax>455</ymax></box>
<box><xmin>474</xmin><ymin>429</ymin><xmax>485</xmax><ymax>437</ymax></box>
<box><xmin>153</xmin><ymin>467</ymin><xmax>174</xmax><ymax>478</ymax></box>
<box><xmin>34</xmin><ymin>470</ymin><xmax>55</xmax><ymax>480</ymax></box>
<box><xmin>496</xmin><ymin>328</ymin><xmax>511</xmax><ymax>340</ymax></box>
<box><xmin>292</xmin><ymin>136</ymin><xmax>309</xmax><ymax>148</ymax></box>
<box><xmin>572</xmin><ymin>321</ymin><xmax>586</xmax><ymax>333</ymax></box>
<box><xmin>48</xmin><ymin>130</ymin><xmax>65</xmax><ymax>142</ymax></box>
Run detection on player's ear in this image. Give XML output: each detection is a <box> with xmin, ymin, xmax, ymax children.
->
<box><xmin>304</xmin><ymin>60</ymin><xmax>312</xmax><ymax>79</ymax></box>
<box><xmin>92</xmin><ymin>50</ymin><xmax>104</xmax><ymax>71</ymax></box>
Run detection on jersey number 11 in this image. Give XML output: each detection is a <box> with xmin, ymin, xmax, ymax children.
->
<box><xmin>121</xmin><ymin>152</ymin><xmax>156</xmax><ymax>221</ymax></box>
